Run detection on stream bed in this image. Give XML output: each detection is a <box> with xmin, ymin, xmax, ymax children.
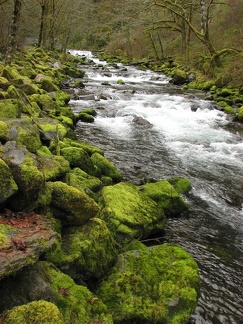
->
<box><xmin>69</xmin><ymin>50</ymin><xmax>243</xmax><ymax>323</ymax></box>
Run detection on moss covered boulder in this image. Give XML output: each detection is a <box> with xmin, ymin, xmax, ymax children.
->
<box><xmin>38</xmin><ymin>154</ymin><xmax>70</xmax><ymax>181</ymax></box>
<box><xmin>168</xmin><ymin>177</ymin><xmax>192</xmax><ymax>194</ymax></box>
<box><xmin>2</xmin><ymin>300</ymin><xmax>64</xmax><ymax>324</ymax></box>
<box><xmin>0</xmin><ymin>158</ymin><xmax>18</xmax><ymax>204</ymax></box>
<box><xmin>47</xmin><ymin>181</ymin><xmax>100</xmax><ymax>225</ymax></box>
<box><xmin>172</xmin><ymin>69</ymin><xmax>188</xmax><ymax>85</ymax></box>
<box><xmin>65</xmin><ymin>167</ymin><xmax>103</xmax><ymax>194</ymax></box>
<box><xmin>46</xmin><ymin>218</ymin><xmax>118</xmax><ymax>280</ymax></box>
<box><xmin>3</xmin><ymin>118</ymin><xmax>42</xmax><ymax>153</ymax></box>
<box><xmin>0</xmin><ymin>141</ymin><xmax>45</xmax><ymax>210</ymax></box>
<box><xmin>60</xmin><ymin>147</ymin><xmax>96</xmax><ymax>175</ymax></box>
<box><xmin>0</xmin><ymin>99</ymin><xmax>22</xmax><ymax>118</ymax></box>
<box><xmin>91</xmin><ymin>152</ymin><xmax>123</xmax><ymax>182</ymax></box>
<box><xmin>99</xmin><ymin>182</ymin><xmax>166</xmax><ymax>243</ymax></box>
<box><xmin>97</xmin><ymin>243</ymin><xmax>199</xmax><ymax>323</ymax></box>
<box><xmin>141</xmin><ymin>180</ymin><xmax>189</xmax><ymax>216</ymax></box>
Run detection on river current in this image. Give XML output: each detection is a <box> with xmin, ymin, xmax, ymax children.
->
<box><xmin>69</xmin><ymin>50</ymin><xmax>243</xmax><ymax>323</ymax></box>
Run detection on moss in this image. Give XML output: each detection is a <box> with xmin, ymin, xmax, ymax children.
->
<box><xmin>53</xmin><ymin>114</ymin><xmax>74</xmax><ymax>128</ymax></box>
<box><xmin>0</xmin><ymin>99</ymin><xmax>21</xmax><ymax>118</ymax></box>
<box><xmin>35</xmin><ymin>118</ymin><xmax>68</xmax><ymax>141</ymax></box>
<box><xmin>16</xmin><ymin>128</ymin><xmax>42</xmax><ymax>153</ymax></box>
<box><xmin>117</xmin><ymin>79</ymin><xmax>125</xmax><ymax>84</ymax></box>
<box><xmin>22</xmin><ymin>102</ymin><xmax>42</xmax><ymax>117</ymax></box>
<box><xmin>52</xmin><ymin>90</ymin><xmax>70</xmax><ymax>106</ymax></box>
<box><xmin>19</xmin><ymin>83</ymin><xmax>40</xmax><ymax>96</ymax></box>
<box><xmin>97</xmin><ymin>243</ymin><xmax>199</xmax><ymax>324</ymax></box>
<box><xmin>168</xmin><ymin>177</ymin><xmax>192</xmax><ymax>194</ymax></box>
<box><xmin>0</xmin><ymin>120</ymin><xmax>9</xmax><ymax>141</ymax></box>
<box><xmin>47</xmin><ymin>218</ymin><xmax>118</xmax><ymax>280</ymax></box>
<box><xmin>172</xmin><ymin>69</ymin><xmax>188</xmax><ymax>85</ymax></box>
<box><xmin>217</xmin><ymin>101</ymin><xmax>235</xmax><ymax>114</ymax></box>
<box><xmin>100</xmin><ymin>176</ymin><xmax>113</xmax><ymax>186</ymax></box>
<box><xmin>2</xmin><ymin>300</ymin><xmax>64</xmax><ymax>324</ymax></box>
<box><xmin>0</xmin><ymin>158</ymin><xmax>18</xmax><ymax>203</ymax></box>
<box><xmin>141</xmin><ymin>180</ymin><xmax>188</xmax><ymax>216</ymax></box>
<box><xmin>1</xmin><ymin>66</ymin><xmax>21</xmax><ymax>80</ymax></box>
<box><xmin>39</xmin><ymin>155</ymin><xmax>70</xmax><ymax>181</ymax></box>
<box><xmin>47</xmin><ymin>181</ymin><xmax>100</xmax><ymax>225</ymax></box>
<box><xmin>78</xmin><ymin>112</ymin><xmax>95</xmax><ymax>123</ymax></box>
<box><xmin>91</xmin><ymin>152</ymin><xmax>123</xmax><ymax>182</ymax></box>
<box><xmin>60</xmin><ymin>147</ymin><xmax>96</xmax><ymax>175</ymax></box>
<box><xmin>99</xmin><ymin>182</ymin><xmax>166</xmax><ymax>244</ymax></box>
<box><xmin>37</xmin><ymin>145</ymin><xmax>53</xmax><ymax>157</ymax></box>
<box><xmin>65</xmin><ymin>167</ymin><xmax>103</xmax><ymax>193</ymax></box>
<box><xmin>40</xmin><ymin>78</ymin><xmax>59</xmax><ymax>92</ymax></box>
<box><xmin>0</xmin><ymin>76</ymin><xmax>10</xmax><ymax>90</ymax></box>
<box><xmin>0</xmin><ymin>224</ymin><xmax>15</xmax><ymax>248</ymax></box>
<box><xmin>62</xmin><ymin>138</ymin><xmax>103</xmax><ymax>156</ymax></box>
<box><xmin>237</xmin><ymin>106</ymin><xmax>243</xmax><ymax>122</ymax></box>
<box><xmin>29</xmin><ymin>93</ymin><xmax>57</xmax><ymax>112</ymax></box>
<box><xmin>39</xmin><ymin>261</ymin><xmax>113</xmax><ymax>323</ymax></box>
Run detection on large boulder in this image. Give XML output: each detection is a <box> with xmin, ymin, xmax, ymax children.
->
<box><xmin>47</xmin><ymin>181</ymin><xmax>100</xmax><ymax>225</ymax></box>
<box><xmin>99</xmin><ymin>182</ymin><xmax>166</xmax><ymax>244</ymax></box>
<box><xmin>46</xmin><ymin>218</ymin><xmax>118</xmax><ymax>281</ymax></box>
<box><xmin>0</xmin><ymin>141</ymin><xmax>45</xmax><ymax>210</ymax></box>
<box><xmin>97</xmin><ymin>243</ymin><xmax>199</xmax><ymax>323</ymax></box>
<box><xmin>141</xmin><ymin>180</ymin><xmax>189</xmax><ymax>216</ymax></box>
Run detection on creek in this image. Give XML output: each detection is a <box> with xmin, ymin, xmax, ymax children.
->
<box><xmin>69</xmin><ymin>50</ymin><xmax>243</xmax><ymax>323</ymax></box>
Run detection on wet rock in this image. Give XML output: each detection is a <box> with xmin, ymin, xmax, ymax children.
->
<box><xmin>132</xmin><ymin>116</ymin><xmax>152</xmax><ymax>128</ymax></box>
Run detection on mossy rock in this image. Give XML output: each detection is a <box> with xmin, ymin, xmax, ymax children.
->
<box><xmin>217</xmin><ymin>101</ymin><xmax>235</xmax><ymax>114</ymax></box>
<box><xmin>47</xmin><ymin>181</ymin><xmax>100</xmax><ymax>225</ymax></box>
<box><xmin>78</xmin><ymin>112</ymin><xmax>95</xmax><ymax>123</ymax></box>
<box><xmin>19</xmin><ymin>82</ymin><xmax>40</xmax><ymax>96</ymax></box>
<box><xmin>41</xmin><ymin>261</ymin><xmax>113</xmax><ymax>323</ymax></box>
<box><xmin>1</xmin><ymin>66</ymin><xmax>21</xmax><ymax>81</ymax></box>
<box><xmin>62</xmin><ymin>138</ymin><xmax>103</xmax><ymax>156</ymax></box>
<box><xmin>3</xmin><ymin>118</ymin><xmax>42</xmax><ymax>153</ymax></box>
<box><xmin>237</xmin><ymin>106</ymin><xmax>243</xmax><ymax>122</ymax></box>
<box><xmin>60</xmin><ymin>147</ymin><xmax>96</xmax><ymax>175</ymax></box>
<box><xmin>65</xmin><ymin>167</ymin><xmax>103</xmax><ymax>193</ymax></box>
<box><xmin>40</xmin><ymin>78</ymin><xmax>59</xmax><ymax>92</ymax></box>
<box><xmin>2</xmin><ymin>300</ymin><xmax>64</xmax><ymax>324</ymax></box>
<box><xmin>97</xmin><ymin>243</ymin><xmax>199</xmax><ymax>324</ymax></box>
<box><xmin>141</xmin><ymin>180</ymin><xmax>189</xmax><ymax>216</ymax></box>
<box><xmin>0</xmin><ymin>158</ymin><xmax>18</xmax><ymax>204</ymax></box>
<box><xmin>0</xmin><ymin>142</ymin><xmax>45</xmax><ymax>210</ymax></box>
<box><xmin>91</xmin><ymin>152</ymin><xmax>123</xmax><ymax>182</ymax></box>
<box><xmin>0</xmin><ymin>99</ymin><xmax>21</xmax><ymax>118</ymax></box>
<box><xmin>117</xmin><ymin>79</ymin><xmax>125</xmax><ymax>84</ymax></box>
<box><xmin>0</xmin><ymin>120</ymin><xmax>9</xmax><ymax>142</ymax></box>
<box><xmin>29</xmin><ymin>93</ymin><xmax>57</xmax><ymax>112</ymax></box>
<box><xmin>168</xmin><ymin>177</ymin><xmax>192</xmax><ymax>194</ymax></box>
<box><xmin>0</xmin><ymin>224</ymin><xmax>15</xmax><ymax>248</ymax></box>
<box><xmin>99</xmin><ymin>182</ymin><xmax>166</xmax><ymax>244</ymax></box>
<box><xmin>46</xmin><ymin>218</ymin><xmax>118</xmax><ymax>280</ymax></box>
<box><xmin>54</xmin><ymin>114</ymin><xmax>74</xmax><ymax>128</ymax></box>
<box><xmin>38</xmin><ymin>155</ymin><xmax>70</xmax><ymax>181</ymax></box>
<box><xmin>0</xmin><ymin>76</ymin><xmax>10</xmax><ymax>90</ymax></box>
<box><xmin>34</xmin><ymin>118</ymin><xmax>68</xmax><ymax>143</ymax></box>
<box><xmin>52</xmin><ymin>90</ymin><xmax>70</xmax><ymax>106</ymax></box>
<box><xmin>64</xmin><ymin>67</ymin><xmax>85</xmax><ymax>78</ymax></box>
<box><xmin>172</xmin><ymin>69</ymin><xmax>188</xmax><ymax>85</ymax></box>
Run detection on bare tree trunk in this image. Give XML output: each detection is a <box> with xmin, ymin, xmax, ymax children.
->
<box><xmin>38</xmin><ymin>1</ymin><xmax>47</xmax><ymax>47</ymax></box>
<box><xmin>5</xmin><ymin>0</ymin><xmax>22</xmax><ymax>65</ymax></box>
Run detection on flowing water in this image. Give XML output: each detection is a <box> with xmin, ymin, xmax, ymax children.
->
<box><xmin>69</xmin><ymin>50</ymin><xmax>243</xmax><ymax>323</ymax></box>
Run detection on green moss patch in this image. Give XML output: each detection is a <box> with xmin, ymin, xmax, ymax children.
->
<box><xmin>91</xmin><ymin>152</ymin><xmax>123</xmax><ymax>182</ymax></box>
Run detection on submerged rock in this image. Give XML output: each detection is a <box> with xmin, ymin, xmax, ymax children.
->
<box><xmin>97</xmin><ymin>243</ymin><xmax>199</xmax><ymax>324</ymax></box>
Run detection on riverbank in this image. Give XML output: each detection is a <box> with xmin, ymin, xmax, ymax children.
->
<box><xmin>0</xmin><ymin>47</ymin><xmax>200</xmax><ymax>323</ymax></box>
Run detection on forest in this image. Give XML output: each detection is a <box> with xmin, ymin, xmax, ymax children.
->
<box><xmin>0</xmin><ymin>0</ymin><xmax>243</xmax><ymax>88</ymax></box>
